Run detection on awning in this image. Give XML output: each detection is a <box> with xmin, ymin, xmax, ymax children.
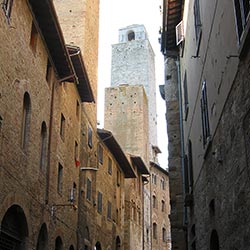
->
<box><xmin>27</xmin><ymin>0</ymin><xmax>74</xmax><ymax>80</ymax></box>
<box><xmin>67</xmin><ymin>45</ymin><xmax>95</xmax><ymax>103</ymax></box>
<box><xmin>130</xmin><ymin>155</ymin><xmax>150</xmax><ymax>175</ymax></box>
<box><xmin>97</xmin><ymin>129</ymin><xmax>136</xmax><ymax>178</ymax></box>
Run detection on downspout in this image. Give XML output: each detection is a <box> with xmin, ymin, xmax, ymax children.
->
<box><xmin>45</xmin><ymin>77</ymin><xmax>56</xmax><ymax>204</ymax></box>
<box><xmin>175</xmin><ymin>58</ymin><xmax>188</xmax><ymax>227</ymax></box>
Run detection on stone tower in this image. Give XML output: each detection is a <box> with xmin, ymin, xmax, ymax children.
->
<box><xmin>110</xmin><ymin>24</ymin><xmax>158</xmax><ymax>161</ymax></box>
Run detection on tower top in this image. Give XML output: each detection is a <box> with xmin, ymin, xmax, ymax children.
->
<box><xmin>118</xmin><ymin>24</ymin><xmax>148</xmax><ymax>43</ymax></box>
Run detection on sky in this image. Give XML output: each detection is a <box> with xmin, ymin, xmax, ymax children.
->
<box><xmin>97</xmin><ymin>0</ymin><xmax>168</xmax><ymax>168</ymax></box>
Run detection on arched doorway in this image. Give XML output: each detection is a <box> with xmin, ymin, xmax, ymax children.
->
<box><xmin>0</xmin><ymin>205</ymin><xmax>29</xmax><ymax>250</ymax></box>
<box><xmin>69</xmin><ymin>245</ymin><xmax>74</xmax><ymax>250</ymax></box>
<box><xmin>210</xmin><ymin>230</ymin><xmax>219</xmax><ymax>250</ymax></box>
<box><xmin>36</xmin><ymin>223</ymin><xmax>48</xmax><ymax>250</ymax></box>
<box><xmin>116</xmin><ymin>236</ymin><xmax>121</xmax><ymax>250</ymax></box>
<box><xmin>94</xmin><ymin>241</ymin><xmax>101</xmax><ymax>250</ymax></box>
<box><xmin>55</xmin><ymin>236</ymin><xmax>63</xmax><ymax>250</ymax></box>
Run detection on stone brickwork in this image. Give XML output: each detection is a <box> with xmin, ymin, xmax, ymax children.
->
<box><xmin>189</xmin><ymin>47</ymin><xmax>250</xmax><ymax>249</ymax></box>
<box><xmin>111</xmin><ymin>24</ymin><xmax>158</xmax><ymax>161</ymax></box>
<box><xmin>104</xmin><ymin>84</ymin><xmax>149</xmax><ymax>163</ymax></box>
<box><xmin>163</xmin><ymin>56</ymin><xmax>186</xmax><ymax>250</ymax></box>
<box><xmin>150</xmin><ymin>163</ymin><xmax>171</xmax><ymax>250</ymax></box>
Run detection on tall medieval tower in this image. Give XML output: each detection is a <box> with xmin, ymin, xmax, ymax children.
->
<box><xmin>105</xmin><ymin>24</ymin><xmax>158</xmax><ymax>162</ymax></box>
<box><xmin>104</xmin><ymin>24</ymin><xmax>159</xmax><ymax>250</ymax></box>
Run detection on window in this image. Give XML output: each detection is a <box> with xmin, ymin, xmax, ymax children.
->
<box><xmin>21</xmin><ymin>92</ymin><xmax>31</xmax><ymax>150</ymax></box>
<box><xmin>161</xmin><ymin>200</ymin><xmax>165</xmax><ymax>212</ymax></box>
<box><xmin>153</xmin><ymin>195</ymin><xmax>157</xmax><ymax>208</ymax></box>
<box><xmin>152</xmin><ymin>174</ymin><xmax>157</xmax><ymax>185</ymax></box>
<box><xmin>153</xmin><ymin>223</ymin><xmax>157</xmax><ymax>239</ymax></box>
<box><xmin>40</xmin><ymin>122</ymin><xmax>47</xmax><ymax>170</ymax></box>
<box><xmin>30</xmin><ymin>22</ymin><xmax>38</xmax><ymax>54</ymax></box>
<box><xmin>2</xmin><ymin>0</ymin><xmax>14</xmax><ymax>19</ymax></box>
<box><xmin>60</xmin><ymin>113</ymin><xmax>65</xmax><ymax>140</ymax></box>
<box><xmin>57</xmin><ymin>163</ymin><xmax>63</xmax><ymax>194</ymax></box>
<box><xmin>190</xmin><ymin>224</ymin><xmax>196</xmax><ymax>250</ymax></box>
<box><xmin>117</xmin><ymin>170</ymin><xmax>121</xmax><ymax>186</ymax></box>
<box><xmin>86</xmin><ymin>178</ymin><xmax>91</xmax><ymax>201</ymax></box>
<box><xmin>46</xmin><ymin>60</ymin><xmax>52</xmax><ymax>83</ymax></box>
<box><xmin>188</xmin><ymin>140</ymin><xmax>194</xmax><ymax>192</ymax></box>
<box><xmin>108</xmin><ymin>157</ymin><xmax>112</xmax><ymax>175</ymax></box>
<box><xmin>75</xmin><ymin>141</ymin><xmax>79</xmax><ymax>160</ymax></box>
<box><xmin>162</xmin><ymin>228</ymin><xmax>167</xmax><ymax>242</ymax></box>
<box><xmin>76</xmin><ymin>100</ymin><xmax>80</xmax><ymax>118</ymax></box>
<box><xmin>210</xmin><ymin>230</ymin><xmax>219</xmax><ymax>250</ymax></box>
<box><xmin>200</xmin><ymin>81</ymin><xmax>210</xmax><ymax>146</ymax></box>
<box><xmin>128</xmin><ymin>31</ymin><xmax>135</xmax><ymax>41</ymax></box>
<box><xmin>194</xmin><ymin>0</ymin><xmax>202</xmax><ymax>42</ymax></box>
<box><xmin>161</xmin><ymin>178</ymin><xmax>166</xmax><ymax>190</ymax></box>
<box><xmin>97</xmin><ymin>192</ymin><xmax>102</xmax><ymax>213</ymax></box>
<box><xmin>88</xmin><ymin>126</ymin><xmax>92</xmax><ymax>148</ymax></box>
<box><xmin>98</xmin><ymin>144</ymin><xmax>103</xmax><ymax>164</ymax></box>
<box><xmin>234</xmin><ymin>0</ymin><xmax>250</xmax><ymax>43</ymax></box>
<box><xmin>183</xmin><ymin>71</ymin><xmax>189</xmax><ymax>120</ymax></box>
<box><xmin>107</xmin><ymin>201</ymin><xmax>112</xmax><ymax>219</ymax></box>
<box><xmin>0</xmin><ymin>115</ymin><xmax>2</xmax><ymax>133</ymax></box>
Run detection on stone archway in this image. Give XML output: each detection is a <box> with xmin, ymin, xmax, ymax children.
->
<box><xmin>0</xmin><ymin>205</ymin><xmax>29</xmax><ymax>250</ymax></box>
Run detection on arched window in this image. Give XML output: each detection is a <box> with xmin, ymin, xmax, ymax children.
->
<box><xmin>210</xmin><ymin>230</ymin><xmax>219</xmax><ymax>250</ymax></box>
<box><xmin>153</xmin><ymin>223</ymin><xmax>157</xmax><ymax>239</ymax></box>
<box><xmin>40</xmin><ymin>122</ymin><xmax>47</xmax><ymax>170</ymax></box>
<box><xmin>162</xmin><ymin>227</ymin><xmax>167</xmax><ymax>242</ymax></box>
<box><xmin>55</xmin><ymin>236</ymin><xmax>63</xmax><ymax>250</ymax></box>
<box><xmin>161</xmin><ymin>200</ymin><xmax>165</xmax><ymax>212</ymax></box>
<box><xmin>36</xmin><ymin>223</ymin><xmax>48</xmax><ymax>250</ymax></box>
<box><xmin>116</xmin><ymin>236</ymin><xmax>121</xmax><ymax>250</ymax></box>
<box><xmin>128</xmin><ymin>31</ymin><xmax>135</xmax><ymax>41</ymax></box>
<box><xmin>153</xmin><ymin>195</ymin><xmax>157</xmax><ymax>208</ymax></box>
<box><xmin>21</xmin><ymin>92</ymin><xmax>31</xmax><ymax>150</ymax></box>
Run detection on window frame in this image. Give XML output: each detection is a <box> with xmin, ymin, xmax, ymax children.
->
<box><xmin>40</xmin><ymin>122</ymin><xmax>47</xmax><ymax>171</ymax></box>
<box><xmin>2</xmin><ymin>0</ymin><xmax>14</xmax><ymax>20</ymax></box>
<box><xmin>193</xmin><ymin>0</ymin><xmax>202</xmax><ymax>54</ymax></box>
<box><xmin>108</xmin><ymin>157</ymin><xmax>112</xmax><ymax>175</ymax></box>
<box><xmin>200</xmin><ymin>80</ymin><xmax>211</xmax><ymax>147</ymax></box>
<box><xmin>107</xmin><ymin>201</ymin><xmax>112</xmax><ymax>220</ymax></box>
<box><xmin>98</xmin><ymin>144</ymin><xmax>103</xmax><ymax>164</ymax></box>
<box><xmin>86</xmin><ymin>178</ymin><xmax>92</xmax><ymax>201</ymax></box>
<box><xmin>88</xmin><ymin>126</ymin><xmax>93</xmax><ymax>148</ymax></box>
<box><xmin>60</xmin><ymin>113</ymin><xmax>66</xmax><ymax>141</ymax></box>
<box><xmin>57</xmin><ymin>163</ymin><xmax>63</xmax><ymax>194</ymax></box>
<box><xmin>97</xmin><ymin>191</ymin><xmax>102</xmax><ymax>214</ymax></box>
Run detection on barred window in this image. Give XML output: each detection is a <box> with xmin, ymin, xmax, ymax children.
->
<box><xmin>234</xmin><ymin>0</ymin><xmax>250</xmax><ymax>43</ymax></box>
<box><xmin>2</xmin><ymin>0</ymin><xmax>14</xmax><ymax>19</ymax></box>
<box><xmin>200</xmin><ymin>81</ymin><xmax>210</xmax><ymax>146</ymax></box>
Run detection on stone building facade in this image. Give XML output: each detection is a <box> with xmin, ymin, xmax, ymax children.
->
<box><xmin>150</xmin><ymin>162</ymin><xmax>171</xmax><ymax>250</ymax></box>
<box><xmin>160</xmin><ymin>0</ymin><xmax>250</xmax><ymax>249</ymax></box>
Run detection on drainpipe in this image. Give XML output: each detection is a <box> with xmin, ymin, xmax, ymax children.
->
<box><xmin>45</xmin><ymin>77</ymin><xmax>56</xmax><ymax>204</ymax></box>
<box><xmin>175</xmin><ymin>58</ymin><xmax>188</xmax><ymax>228</ymax></box>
